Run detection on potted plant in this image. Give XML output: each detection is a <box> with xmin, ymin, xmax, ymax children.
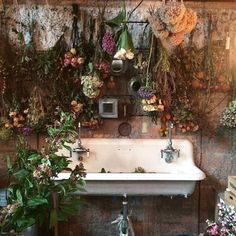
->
<box><xmin>0</xmin><ymin>112</ymin><xmax>86</xmax><ymax>235</ymax></box>
<box><xmin>199</xmin><ymin>199</ymin><xmax>236</xmax><ymax>236</ymax></box>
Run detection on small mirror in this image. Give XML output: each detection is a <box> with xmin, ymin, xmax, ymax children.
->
<box><xmin>99</xmin><ymin>98</ymin><xmax>118</xmax><ymax>118</ymax></box>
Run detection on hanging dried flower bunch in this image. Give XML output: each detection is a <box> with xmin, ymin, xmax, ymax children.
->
<box><xmin>27</xmin><ymin>86</ymin><xmax>46</xmax><ymax>127</ymax></box>
<box><xmin>159</xmin><ymin>0</ymin><xmax>186</xmax><ymax>25</ymax></box>
<box><xmin>63</xmin><ymin>48</ymin><xmax>85</xmax><ymax>68</ymax></box>
<box><xmin>148</xmin><ymin>0</ymin><xmax>197</xmax><ymax>47</ymax></box>
<box><xmin>81</xmin><ymin>74</ymin><xmax>103</xmax><ymax>99</ymax></box>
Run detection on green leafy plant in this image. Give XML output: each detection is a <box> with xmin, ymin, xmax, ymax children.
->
<box><xmin>0</xmin><ymin>112</ymin><xmax>86</xmax><ymax>233</ymax></box>
<box><xmin>105</xmin><ymin>1</ymin><xmax>135</xmax><ymax>54</ymax></box>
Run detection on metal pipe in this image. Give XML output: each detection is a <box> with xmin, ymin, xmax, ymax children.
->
<box><xmin>121</xmin><ymin>195</ymin><xmax>128</xmax><ymax>235</ymax></box>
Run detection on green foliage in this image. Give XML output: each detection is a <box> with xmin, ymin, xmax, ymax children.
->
<box><xmin>105</xmin><ymin>10</ymin><xmax>126</xmax><ymax>28</ymax></box>
<box><xmin>117</xmin><ymin>27</ymin><xmax>135</xmax><ymax>53</ymax></box>
<box><xmin>0</xmin><ymin>128</ymin><xmax>14</xmax><ymax>141</ymax></box>
<box><xmin>0</xmin><ymin>112</ymin><xmax>86</xmax><ymax>233</ymax></box>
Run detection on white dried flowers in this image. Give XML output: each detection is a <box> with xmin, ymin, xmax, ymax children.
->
<box><xmin>220</xmin><ymin>100</ymin><xmax>236</xmax><ymax>128</ymax></box>
<box><xmin>114</xmin><ymin>48</ymin><xmax>134</xmax><ymax>60</ymax></box>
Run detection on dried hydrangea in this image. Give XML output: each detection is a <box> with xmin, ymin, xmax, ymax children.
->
<box><xmin>81</xmin><ymin>74</ymin><xmax>103</xmax><ymax>99</ymax></box>
<box><xmin>220</xmin><ymin>100</ymin><xmax>236</xmax><ymax>128</ymax></box>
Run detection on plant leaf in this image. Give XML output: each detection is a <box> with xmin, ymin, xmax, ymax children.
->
<box><xmin>17</xmin><ymin>217</ymin><xmax>35</xmax><ymax>229</ymax></box>
<box><xmin>62</xmin><ymin>143</ymin><xmax>72</xmax><ymax>152</ymax></box>
<box><xmin>6</xmin><ymin>155</ymin><xmax>12</xmax><ymax>171</ymax></box>
<box><xmin>26</xmin><ymin>177</ymin><xmax>34</xmax><ymax>188</ymax></box>
<box><xmin>57</xmin><ymin>184</ymin><xmax>66</xmax><ymax>196</ymax></box>
<box><xmin>14</xmin><ymin>169</ymin><xmax>29</xmax><ymax>179</ymax></box>
<box><xmin>49</xmin><ymin>209</ymin><xmax>58</xmax><ymax>228</ymax></box>
<box><xmin>117</xmin><ymin>28</ymin><xmax>135</xmax><ymax>53</ymax></box>
<box><xmin>28</xmin><ymin>197</ymin><xmax>48</xmax><ymax>207</ymax></box>
<box><xmin>28</xmin><ymin>153</ymin><xmax>40</xmax><ymax>161</ymax></box>
<box><xmin>105</xmin><ymin>10</ymin><xmax>126</xmax><ymax>28</ymax></box>
<box><xmin>16</xmin><ymin>189</ymin><xmax>23</xmax><ymax>205</ymax></box>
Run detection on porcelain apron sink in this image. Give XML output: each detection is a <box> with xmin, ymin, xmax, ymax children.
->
<box><xmin>57</xmin><ymin>138</ymin><xmax>205</xmax><ymax>196</ymax></box>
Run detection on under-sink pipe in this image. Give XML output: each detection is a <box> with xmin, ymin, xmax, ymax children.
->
<box><xmin>111</xmin><ymin>194</ymin><xmax>135</xmax><ymax>236</ymax></box>
<box><xmin>121</xmin><ymin>195</ymin><xmax>128</xmax><ymax>235</ymax></box>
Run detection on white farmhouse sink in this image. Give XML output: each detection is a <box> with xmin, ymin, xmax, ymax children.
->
<box><xmin>57</xmin><ymin>138</ymin><xmax>205</xmax><ymax>196</ymax></box>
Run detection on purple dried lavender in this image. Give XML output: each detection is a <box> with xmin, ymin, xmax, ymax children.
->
<box><xmin>21</xmin><ymin>126</ymin><xmax>33</xmax><ymax>136</ymax></box>
<box><xmin>102</xmin><ymin>32</ymin><xmax>116</xmax><ymax>55</ymax></box>
<box><xmin>137</xmin><ymin>86</ymin><xmax>156</xmax><ymax>99</ymax></box>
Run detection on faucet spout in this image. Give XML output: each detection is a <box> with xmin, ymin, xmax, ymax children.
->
<box><xmin>72</xmin><ymin>122</ymin><xmax>90</xmax><ymax>158</ymax></box>
<box><xmin>161</xmin><ymin>122</ymin><xmax>180</xmax><ymax>163</ymax></box>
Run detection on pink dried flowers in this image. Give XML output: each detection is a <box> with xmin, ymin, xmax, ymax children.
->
<box><xmin>102</xmin><ymin>32</ymin><xmax>116</xmax><ymax>55</ymax></box>
<box><xmin>63</xmin><ymin>48</ymin><xmax>85</xmax><ymax>68</ymax></box>
<box><xmin>200</xmin><ymin>199</ymin><xmax>236</xmax><ymax>236</ymax></box>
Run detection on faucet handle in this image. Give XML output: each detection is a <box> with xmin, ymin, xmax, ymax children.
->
<box><xmin>161</xmin><ymin>150</ymin><xmax>164</xmax><ymax>159</ymax></box>
<box><xmin>176</xmin><ymin>149</ymin><xmax>180</xmax><ymax>158</ymax></box>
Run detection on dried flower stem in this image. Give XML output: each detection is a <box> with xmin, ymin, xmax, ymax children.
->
<box><xmin>146</xmin><ymin>33</ymin><xmax>154</xmax><ymax>86</ymax></box>
<box><xmin>92</xmin><ymin>0</ymin><xmax>108</xmax><ymax>73</ymax></box>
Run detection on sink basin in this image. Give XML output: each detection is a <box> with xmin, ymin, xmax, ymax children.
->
<box><xmin>57</xmin><ymin>138</ymin><xmax>205</xmax><ymax>196</ymax></box>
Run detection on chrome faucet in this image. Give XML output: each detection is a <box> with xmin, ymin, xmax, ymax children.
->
<box><xmin>161</xmin><ymin>122</ymin><xmax>180</xmax><ymax>163</ymax></box>
<box><xmin>72</xmin><ymin>122</ymin><xmax>89</xmax><ymax>159</ymax></box>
